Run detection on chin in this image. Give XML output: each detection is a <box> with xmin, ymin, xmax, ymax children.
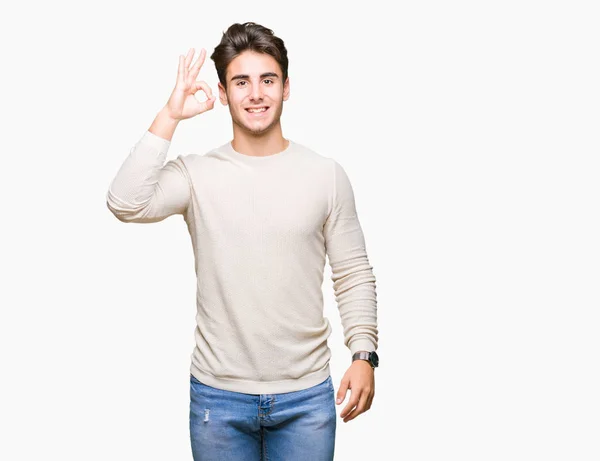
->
<box><xmin>246</xmin><ymin>125</ymin><xmax>273</xmax><ymax>135</ymax></box>
<box><xmin>237</xmin><ymin>117</ymin><xmax>277</xmax><ymax>134</ymax></box>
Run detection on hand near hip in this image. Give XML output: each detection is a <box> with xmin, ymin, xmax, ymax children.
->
<box><xmin>336</xmin><ymin>360</ymin><xmax>375</xmax><ymax>423</ymax></box>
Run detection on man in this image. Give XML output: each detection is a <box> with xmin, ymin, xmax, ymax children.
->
<box><xmin>106</xmin><ymin>22</ymin><xmax>379</xmax><ymax>461</ymax></box>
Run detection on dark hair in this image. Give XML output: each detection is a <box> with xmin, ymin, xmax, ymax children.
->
<box><xmin>210</xmin><ymin>22</ymin><xmax>288</xmax><ymax>90</ymax></box>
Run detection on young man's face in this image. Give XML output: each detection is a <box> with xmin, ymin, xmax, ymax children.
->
<box><xmin>218</xmin><ymin>50</ymin><xmax>290</xmax><ymax>136</ymax></box>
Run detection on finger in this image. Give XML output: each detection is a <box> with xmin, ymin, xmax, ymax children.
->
<box><xmin>197</xmin><ymin>95</ymin><xmax>216</xmax><ymax>113</ymax></box>
<box><xmin>189</xmin><ymin>48</ymin><xmax>207</xmax><ymax>82</ymax></box>
<box><xmin>336</xmin><ymin>380</ymin><xmax>349</xmax><ymax>405</ymax></box>
<box><xmin>194</xmin><ymin>80</ymin><xmax>214</xmax><ymax>100</ymax></box>
<box><xmin>177</xmin><ymin>55</ymin><xmax>185</xmax><ymax>86</ymax></box>
<box><xmin>196</xmin><ymin>48</ymin><xmax>206</xmax><ymax>67</ymax></box>
<box><xmin>185</xmin><ymin>47</ymin><xmax>195</xmax><ymax>70</ymax></box>
<box><xmin>366</xmin><ymin>390</ymin><xmax>374</xmax><ymax>410</ymax></box>
<box><xmin>193</xmin><ymin>80</ymin><xmax>216</xmax><ymax>113</ymax></box>
<box><xmin>340</xmin><ymin>390</ymin><xmax>360</xmax><ymax>419</ymax></box>
<box><xmin>179</xmin><ymin>48</ymin><xmax>194</xmax><ymax>86</ymax></box>
<box><xmin>343</xmin><ymin>390</ymin><xmax>369</xmax><ymax>423</ymax></box>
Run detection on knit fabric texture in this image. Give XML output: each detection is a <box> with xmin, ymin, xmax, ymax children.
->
<box><xmin>106</xmin><ymin>130</ymin><xmax>378</xmax><ymax>394</ymax></box>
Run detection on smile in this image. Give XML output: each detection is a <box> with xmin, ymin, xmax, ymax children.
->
<box><xmin>245</xmin><ymin>106</ymin><xmax>270</xmax><ymax>116</ymax></box>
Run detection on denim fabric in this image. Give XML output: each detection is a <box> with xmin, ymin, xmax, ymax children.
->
<box><xmin>189</xmin><ymin>373</ymin><xmax>337</xmax><ymax>460</ymax></box>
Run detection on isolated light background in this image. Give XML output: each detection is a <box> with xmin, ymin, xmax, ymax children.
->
<box><xmin>1</xmin><ymin>0</ymin><xmax>598</xmax><ymax>460</ymax></box>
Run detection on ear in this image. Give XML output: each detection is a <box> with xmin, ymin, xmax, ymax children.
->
<box><xmin>218</xmin><ymin>82</ymin><xmax>228</xmax><ymax>106</ymax></box>
<box><xmin>282</xmin><ymin>77</ymin><xmax>290</xmax><ymax>101</ymax></box>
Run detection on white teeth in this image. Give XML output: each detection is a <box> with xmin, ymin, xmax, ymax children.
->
<box><xmin>247</xmin><ymin>107</ymin><xmax>267</xmax><ymax>113</ymax></box>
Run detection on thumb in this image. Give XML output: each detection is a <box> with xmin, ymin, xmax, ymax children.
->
<box><xmin>197</xmin><ymin>96</ymin><xmax>216</xmax><ymax>114</ymax></box>
<box><xmin>336</xmin><ymin>380</ymin><xmax>349</xmax><ymax>405</ymax></box>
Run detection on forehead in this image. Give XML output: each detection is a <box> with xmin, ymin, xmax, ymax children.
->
<box><xmin>226</xmin><ymin>51</ymin><xmax>281</xmax><ymax>78</ymax></box>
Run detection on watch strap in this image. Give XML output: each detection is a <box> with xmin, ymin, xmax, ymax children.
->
<box><xmin>352</xmin><ymin>351</ymin><xmax>375</xmax><ymax>367</ymax></box>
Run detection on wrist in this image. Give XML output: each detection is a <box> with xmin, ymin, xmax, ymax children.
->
<box><xmin>149</xmin><ymin>108</ymin><xmax>180</xmax><ymax>142</ymax></box>
<box><xmin>159</xmin><ymin>107</ymin><xmax>181</xmax><ymax>124</ymax></box>
<box><xmin>351</xmin><ymin>350</ymin><xmax>379</xmax><ymax>369</ymax></box>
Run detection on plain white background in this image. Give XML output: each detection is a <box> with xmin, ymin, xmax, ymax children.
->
<box><xmin>1</xmin><ymin>0</ymin><xmax>598</xmax><ymax>459</ymax></box>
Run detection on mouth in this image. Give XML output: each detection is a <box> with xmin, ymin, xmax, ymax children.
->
<box><xmin>245</xmin><ymin>106</ymin><xmax>270</xmax><ymax>117</ymax></box>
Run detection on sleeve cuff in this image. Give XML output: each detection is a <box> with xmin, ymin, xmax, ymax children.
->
<box><xmin>349</xmin><ymin>338</ymin><xmax>377</xmax><ymax>356</ymax></box>
<box><xmin>139</xmin><ymin>130</ymin><xmax>171</xmax><ymax>154</ymax></box>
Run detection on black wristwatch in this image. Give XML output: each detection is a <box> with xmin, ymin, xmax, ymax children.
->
<box><xmin>352</xmin><ymin>350</ymin><xmax>379</xmax><ymax>369</ymax></box>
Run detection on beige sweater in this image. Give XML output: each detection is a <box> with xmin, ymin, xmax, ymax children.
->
<box><xmin>106</xmin><ymin>130</ymin><xmax>378</xmax><ymax>394</ymax></box>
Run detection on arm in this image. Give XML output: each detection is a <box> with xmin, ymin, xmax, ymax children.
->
<box><xmin>106</xmin><ymin>45</ymin><xmax>216</xmax><ymax>224</ymax></box>
<box><xmin>106</xmin><ymin>109</ymin><xmax>191</xmax><ymax>223</ymax></box>
<box><xmin>325</xmin><ymin>159</ymin><xmax>378</xmax><ymax>422</ymax></box>
<box><xmin>324</xmin><ymin>160</ymin><xmax>379</xmax><ymax>357</ymax></box>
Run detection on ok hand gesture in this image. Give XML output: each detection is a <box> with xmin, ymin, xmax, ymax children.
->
<box><xmin>164</xmin><ymin>48</ymin><xmax>216</xmax><ymax>121</ymax></box>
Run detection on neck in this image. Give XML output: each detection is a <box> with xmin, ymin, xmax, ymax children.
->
<box><xmin>231</xmin><ymin>122</ymin><xmax>288</xmax><ymax>157</ymax></box>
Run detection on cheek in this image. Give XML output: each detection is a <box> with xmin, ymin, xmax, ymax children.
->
<box><xmin>227</xmin><ymin>90</ymin><xmax>244</xmax><ymax>103</ymax></box>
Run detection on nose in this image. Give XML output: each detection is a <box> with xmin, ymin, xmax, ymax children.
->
<box><xmin>250</xmin><ymin>81</ymin><xmax>264</xmax><ymax>102</ymax></box>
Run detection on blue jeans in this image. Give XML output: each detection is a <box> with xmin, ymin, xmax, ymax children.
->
<box><xmin>189</xmin><ymin>373</ymin><xmax>337</xmax><ymax>460</ymax></box>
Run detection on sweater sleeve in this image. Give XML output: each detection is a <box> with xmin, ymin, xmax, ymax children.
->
<box><xmin>106</xmin><ymin>130</ymin><xmax>191</xmax><ymax>223</ymax></box>
<box><xmin>324</xmin><ymin>159</ymin><xmax>379</xmax><ymax>356</ymax></box>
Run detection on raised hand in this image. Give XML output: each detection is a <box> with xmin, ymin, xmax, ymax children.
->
<box><xmin>164</xmin><ymin>48</ymin><xmax>216</xmax><ymax>121</ymax></box>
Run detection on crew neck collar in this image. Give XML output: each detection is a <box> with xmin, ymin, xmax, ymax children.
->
<box><xmin>220</xmin><ymin>138</ymin><xmax>295</xmax><ymax>165</ymax></box>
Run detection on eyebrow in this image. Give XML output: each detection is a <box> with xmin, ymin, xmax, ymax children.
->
<box><xmin>230</xmin><ymin>72</ymin><xmax>280</xmax><ymax>82</ymax></box>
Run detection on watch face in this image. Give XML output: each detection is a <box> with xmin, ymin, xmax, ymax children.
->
<box><xmin>371</xmin><ymin>351</ymin><xmax>379</xmax><ymax>367</ymax></box>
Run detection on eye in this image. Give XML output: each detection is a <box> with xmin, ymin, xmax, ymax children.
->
<box><xmin>264</xmin><ymin>79</ymin><xmax>273</xmax><ymax>84</ymax></box>
<box><xmin>237</xmin><ymin>81</ymin><xmax>247</xmax><ymax>86</ymax></box>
